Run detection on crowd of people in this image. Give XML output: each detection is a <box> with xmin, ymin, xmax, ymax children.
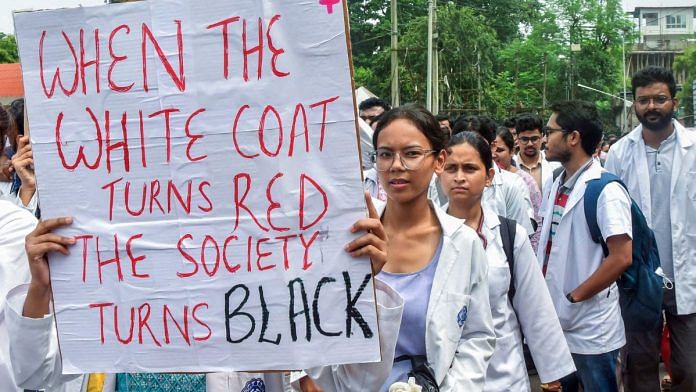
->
<box><xmin>0</xmin><ymin>61</ymin><xmax>693</xmax><ymax>392</ymax></box>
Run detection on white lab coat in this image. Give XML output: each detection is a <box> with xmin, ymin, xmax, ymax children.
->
<box><xmin>374</xmin><ymin>200</ymin><xmax>496</xmax><ymax>391</ymax></box>
<box><xmin>0</xmin><ymin>200</ymin><xmax>37</xmax><ymax>392</ymax></box>
<box><xmin>485</xmin><ymin>163</ymin><xmax>535</xmax><ymax>234</ymax></box>
<box><xmin>605</xmin><ymin>121</ymin><xmax>696</xmax><ymax>315</ymax></box>
<box><xmin>537</xmin><ymin>161</ymin><xmax>631</xmax><ymax>355</ymax></box>
<box><xmin>6</xmin><ymin>279</ymin><xmax>403</xmax><ymax>392</ymax></box>
<box><xmin>479</xmin><ymin>209</ymin><xmax>574</xmax><ymax>391</ymax></box>
<box><xmin>514</xmin><ymin>151</ymin><xmax>561</xmax><ymax>194</ymax></box>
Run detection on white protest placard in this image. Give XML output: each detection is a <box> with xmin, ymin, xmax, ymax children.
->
<box><xmin>14</xmin><ymin>0</ymin><xmax>379</xmax><ymax>373</ymax></box>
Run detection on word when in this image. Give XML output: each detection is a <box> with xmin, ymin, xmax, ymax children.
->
<box><xmin>38</xmin><ymin>15</ymin><xmax>289</xmax><ymax>99</ymax></box>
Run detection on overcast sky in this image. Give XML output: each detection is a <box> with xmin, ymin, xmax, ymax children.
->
<box><xmin>1</xmin><ymin>0</ymin><xmax>104</xmax><ymax>34</ymax></box>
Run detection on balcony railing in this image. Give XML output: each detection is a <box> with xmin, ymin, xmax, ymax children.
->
<box><xmin>632</xmin><ymin>41</ymin><xmax>692</xmax><ymax>52</ymax></box>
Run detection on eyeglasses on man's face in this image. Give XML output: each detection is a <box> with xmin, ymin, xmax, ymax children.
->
<box><xmin>542</xmin><ymin>126</ymin><xmax>569</xmax><ymax>136</ymax></box>
<box><xmin>635</xmin><ymin>95</ymin><xmax>672</xmax><ymax>106</ymax></box>
<box><xmin>371</xmin><ymin>147</ymin><xmax>438</xmax><ymax>172</ymax></box>
<box><xmin>518</xmin><ymin>136</ymin><xmax>542</xmax><ymax>145</ymax></box>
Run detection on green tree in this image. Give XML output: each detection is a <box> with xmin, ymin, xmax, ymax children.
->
<box><xmin>0</xmin><ymin>33</ymin><xmax>19</xmax><ymax>63</ymax></box>
<box><xmin>674</xmin><ymin>46</ymin><xmax>696</xmax><ymax>126</ymax></box>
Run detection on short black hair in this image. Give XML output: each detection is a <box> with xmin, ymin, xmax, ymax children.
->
<box><xmin>503</xmin><ymin>116</ymin><xmax>517</xmax><ymax>129</ymax></box>
<box><xmin>631</xmin><ymin>66</ymin><xmax>677</xmax><ymax>99</ymax></box>
<box><xmin>515</xmin><ymin>113</ymin><xmax>543</xmax><ymax>135</ymax></box>
<box><xmin>8</xmin><ymin>98</ymin><xmax>24</xmax><ymax>135</ymax></box>
<box><xmin>359</xmin><ymin>97</ymin><xmax>391</xmax><ymax>113</ymax></box>
<box><xmin>496</xmin><ymin>126</ymin><xmax>515</xmax><ymax>151</ymax></box>
<box><xmin>372</xmin><ymin>103</ymin><xmax>448</xmax><ymax>152</ymax></box>
<box><xmin>447</xmin><ymin>131</ymin><xmax>493</xmax><ymax>171</ymax></box>
<box><xmin>451</xmin><ymin>115</ymin><xmax>497</xmax><ymax>144</ymax></box>
<box><xmin>550</xmin><ymin>100</ymin><xmax>603</xmax><ymax>156</ymax></box>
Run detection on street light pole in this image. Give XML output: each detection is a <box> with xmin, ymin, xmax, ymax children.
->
<box><xmin>621</xmin><ymin>31</ymin><xmax>628</xmax><ymax>133</ymax></box>
<box><xmin>426</xmin><ymin>0</ymin><xmax>434</xmax><ymax>111</ymax></box>
<box><xmin>391</xmin><ymin>0</ymin><xmax>399</xmax><ymax>107</ymax></box>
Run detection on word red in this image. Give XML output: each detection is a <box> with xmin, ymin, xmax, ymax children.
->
<box><xmin>207</xmin><ymin>14</ymin><xmax>289</xmax><ymax>81</ymax></box>
<box><xmin>231</xmin><ymin>172</ymin><xmax>328</xmax><ymax>233</ymax></box>
<box><xmin>39</xmin><ymin>21</ymin><xmax>185</xmax><ymax>99</ymax></box>
<box><xmin>100</xmin><ymin>177</ymin><xmax>213</xmax><ymax>221</ymax></box>
<box><xmin>176</xmin><ymin>231</ymin><xmax>322</xmax><ymax>278</ymax></box>
<box><xmin>90</xmin><ymin>302</ymin><xmax>211</xmax><ymax>346</ymax></box>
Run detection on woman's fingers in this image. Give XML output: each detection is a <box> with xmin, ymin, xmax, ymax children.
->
<box><xmin>28</xmin><ymin>217</ymin><xmax>73</xmax><ymax>238</ymax></box>
<box><xmin>345</xmin><ymin>232</ymin><xmax>384</xmax><ymax>254</ymax></box>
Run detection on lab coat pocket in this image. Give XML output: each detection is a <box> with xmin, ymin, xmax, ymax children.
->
<box><xmin>556</xmin><ymin>297</ymin><xmax>584</xmax><ymax>332</ymax></box>
<box><xmin>441</xmin><ymin>292</ymin><xmax>471</xmax><ymax>342</ymax></box>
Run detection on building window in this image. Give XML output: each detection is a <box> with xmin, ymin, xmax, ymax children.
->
<box><xmin>643</xmin><ymin>12</ymin><xmax>658</xmax><ymax>27</ymax></box>
<box><xmin>666</xmin><ymin>15</ymin><xmax>686</xmax><ymax>29</ymax></box>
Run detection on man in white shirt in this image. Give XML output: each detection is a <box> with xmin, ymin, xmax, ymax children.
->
<box><xmin>515</xmin><ymin>113</ymin><xmax>561</xmax><ymax>193</ymax></box>
<box><xmin>606</xmin><ymin>66</ymin><xmax>696</xmax><ymax>392</ymax></box>
<box><xmin>538</xmin><ymin>100</ymin><xmax>632</xmax><ymax>392</ymax></box>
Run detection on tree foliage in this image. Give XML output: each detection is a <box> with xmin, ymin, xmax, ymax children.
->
<box><xmin>348</xmin><ymin>0</ymin><xmax>634</xmax><ymax>129</ymax></box>
<box><xmin>0</xmin><ymin>33</ymin><xmax>19</xmax><ymax>63</ymax></box>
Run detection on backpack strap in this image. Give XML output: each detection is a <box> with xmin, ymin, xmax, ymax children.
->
<box><xmin>498</xmin><ymin>215</ymin><xmax>517</xmax><ymax>303</ymax></box>
<box><xmin>583</xmin><ymin>172</ymin><xmax>625</xmax><ymax>258</ymax></box>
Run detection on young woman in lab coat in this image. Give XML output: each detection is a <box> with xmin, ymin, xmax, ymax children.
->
<box><xmin>6</xmin><ymin>192</ymin><xmax>404</xmax><ymax>392</ymax></box>
<box><xmin>368</xmin><ymin>104</ymin><xmax>495</xmax><ymax>391</ymax></box>
<box><xmin>438</xmin><ymin>131</ymin><xmax>575</xmax><ymax>391</ymax></box>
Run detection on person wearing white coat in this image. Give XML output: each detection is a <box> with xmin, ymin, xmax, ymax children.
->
<box><xmin>539</xmin><ymin>101</ymin><xmax>633</xmax><ymax>392</ymax></box>
<box><xmin>439</xmin><ymin>131</ymin><xmax>574</xmax><ymax>391</ymax></box>
<box><xmin>7</xmin><ymin>195</ymin><xmax>404</xmax><ymax>392</ymax></box>
<box><xmin>0</xmin><ymin>199</ymin><xmax>37</xmax><ymax>392</ymax></box>
<box><xmin>605</xmin><ymin>66</ymin><xmax>696</xmax><ymax>392</ymax></box>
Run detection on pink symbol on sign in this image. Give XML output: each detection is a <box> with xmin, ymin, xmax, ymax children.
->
<box><xmin>319</xmin><ymin>0</ymin><xmax>341</xmax><ymax>14</ymax></box>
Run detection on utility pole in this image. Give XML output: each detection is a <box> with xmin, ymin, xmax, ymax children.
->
<box><xmin>542</xmin><ymin>53</ymin><xmax>547</xmax><ymax>113</ymax></box>
<box><xmin>390</xmin><ymin>0</ymin><xmax>399</xmax><ymax>107</ymax></box>
<box><xmin>426</xmin><ymin>0</ymin><xmax>434</xmax><ymax>111</ymax></box>
<box><xmin>621</xmin><ymin>31</ymin><xmax>627</xmax><ymax>134</ymax></box>
<box><xmin>432</xmin><ymin>0</ymin><xmax>439</xmax><ymax>114</ymax></box>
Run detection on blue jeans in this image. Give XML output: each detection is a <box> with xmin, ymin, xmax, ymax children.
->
<box><xmin>560</xmin><ymin>349</ymin><xmax>620</xmax><ymax>392</ymax></box>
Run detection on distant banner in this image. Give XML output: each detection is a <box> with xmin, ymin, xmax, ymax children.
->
<box><xmin>15</xmin><ymin>0</ymin><xmax>378</xmax><ymax>373</ymax></box>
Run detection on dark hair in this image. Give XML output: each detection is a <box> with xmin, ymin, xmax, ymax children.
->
<box><xmin>372</xmin><ymin>103</ymin><xmax>448</xmax><ymax>152</ymax></box>
<box><xmin>631</xmin><ymin>66</ymin><xmax>676</xmax><ymax>99</ymax></box>
<box><xmin>503</xmin><ymin>116</ymin><xmax>517</xmax><ymax>129</ymax></box>
<box><xmin>452</xmin><ymin>115</ymin><xmax>497</xmax><ymax>144</ymax></box>
<box><xmin>496</xmin><ymin>126</ymin><xmax>515</xmax><ymax>151</ymax></box>
<box><xmin>435</xmin><ymin>113</ymin><xmax>451</xmax><ymax>123</ymax></box>
<box><xmin>550</xmin><ymin>100</ymin><xmax>603</xmax><ymax>156</ymax></box>
<box><xmin>515</xmin><ymin>113</ymin><xmax>543</xmax><ymax>135</ymax></box>
<box><xmin>359</xmin><ymin>97</ymin><xmax>391</xmax><ymax>113</ymax></box>
<box><xmin>8</xmin><ymin>99</ymin><xmax>24</xmax><ymax>135</ymax></box>
<box><xmin>0</xmin><ymin>106</ymin><xmax>8</xmax><ymax>144</ymax></box>
<box><xmin>447</xmin><ymin>131</ymin><xmax>493</xmax><ymax>171</ymax></box>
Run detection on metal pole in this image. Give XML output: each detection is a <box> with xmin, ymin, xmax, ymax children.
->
<box><xmin>426</xmin><ymin>0</ymin><xmax>434</xmax><ymax>111</ymax></box>
<box><xmin>391</xmin><ymin>0</ymin><xmax>399</xmax><ymax>107</ymax></box>
<box><xmin>432</xmin><ymin>0</ymin><xmax>438</xmax><ymax>114</ymax></box>
<box><xmin>621</xmin><ymin>32</ymin><xmax>628</xmax><ymax>133</ymax></box>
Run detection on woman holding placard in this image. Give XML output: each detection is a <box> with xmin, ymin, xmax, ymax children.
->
<box><xmin>5</xmin><ymin>192</ymin><xmax>403</xmax><ymax>392</ymax></box>
<box><xmin>437</xmin><ymin>131</ymin><xmax>574</xmax><ymax>391</ymax></box>
<box><xmin>360</xmin><ymin>104</ymin><xmax>495</xmax><ymax>391</ymax></box>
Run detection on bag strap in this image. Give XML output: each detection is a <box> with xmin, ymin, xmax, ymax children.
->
<box><xmin>583</xmin><ymin>172</ymin><xmax>625</xmax><ymax>258</ymax></box>
<box><xmin>498</xmin><ymin>215</ymin><xmax>517</xmax><ymax>303</ymax></box>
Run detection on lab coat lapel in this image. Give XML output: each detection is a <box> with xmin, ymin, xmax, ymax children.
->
<box><xmin>558</xmin><ymin>162</ymin><xmax>602</xmax><ymax>218</ymax></box>
<box><xmin>426</xmin><ymin>205</ymin><xmax>463</xmax><ymax>324</ymax></box>
<box><xmin>672</xmin><ymin>122</ymin><xmax>694</xmax><ymax>195</ymax></box>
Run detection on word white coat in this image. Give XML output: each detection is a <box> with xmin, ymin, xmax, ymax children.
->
<box><xmin>605</xmin><ymin>121</ymin><xmax>696</xmax><ymax>315</ymax></box>
<box><xmin>375</xmin><ymin>201</ymin><xmax>496</xmax><ymax>391</ymax></box>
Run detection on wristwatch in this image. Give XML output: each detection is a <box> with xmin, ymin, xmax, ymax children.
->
<box><xmin>566</xmin><ymin>292</ymin><xmax>577</xmax><ymax>303</ymax></box>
